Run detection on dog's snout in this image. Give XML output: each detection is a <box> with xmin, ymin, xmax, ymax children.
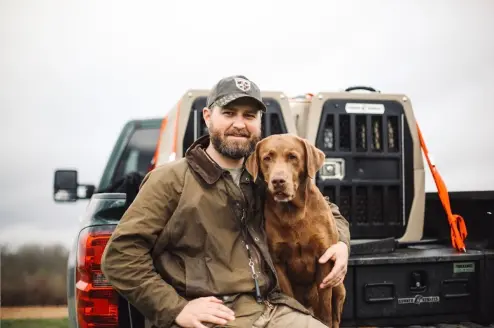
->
<box><xmin>270</xmin><ymin>170</ymin><xmax>288</xmax><ymax>189</ymax></box>
<box><xmin>272</xmin><ymin>177</ymin><xmax>286</xmax><ymax>188</ymax></box>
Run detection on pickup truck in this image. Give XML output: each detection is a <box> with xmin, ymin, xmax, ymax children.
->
<box><xmin>53</xmin><ymin>88</ymin><xmax>494</xmax><ymax>328</ymax></box>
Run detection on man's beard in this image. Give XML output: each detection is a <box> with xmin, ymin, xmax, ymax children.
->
<box><xmin>209</xmin><ymin>124</ymin><xmax>261</xmax><ymax>160</ymax></box>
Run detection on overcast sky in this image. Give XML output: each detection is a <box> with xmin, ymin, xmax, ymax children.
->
<box><xmin>1</xmin><ymin>0</ymin><xmax>494</xmax><ymax>249</ymax></box>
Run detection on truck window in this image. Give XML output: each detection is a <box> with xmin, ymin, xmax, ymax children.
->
<box><xmin>112</xmin><ymin>127</ymin><xmax>161</xmax><ymax>184</ymax></box>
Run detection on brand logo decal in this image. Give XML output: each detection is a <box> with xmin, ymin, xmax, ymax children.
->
<box><xmin>397</xmin><ymin>295</ymin><xmax>440</xmax><ymax>305</ymax></box>
<box><xmin>453</xmin><ymin>262</ymin><xmax>475</xmax><ymax>273</ymax></box>
<box><xmin>234</xmin><ymin>77</ymin><xmax>251</xmax><ymax>92</ymax></box>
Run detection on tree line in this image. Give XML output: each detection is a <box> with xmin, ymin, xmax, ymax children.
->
<box><xmin>1</xmin><ymin>243</ymin><xmax>69</xmax><ymax>306</ymax></box>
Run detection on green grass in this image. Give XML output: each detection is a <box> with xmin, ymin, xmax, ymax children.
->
<box><xmin>1</xmin><ymin>318</ymin><xmax>68</xmax><ymax>328</ymax></box>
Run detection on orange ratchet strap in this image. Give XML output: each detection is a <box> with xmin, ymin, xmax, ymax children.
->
<box><xmin>416</xmin><ymin>123</ymin><xmax>468</xmax><ymax>252</ymax></box>
<box><xmin>150</xmin><ymin>117</ymin><xmax>168</xmax><ymax>171</ymax></box>
<box><xmin>149</xmin><ymin>100</ymin><xmax>182</xmax><ymax>172</ymax></box>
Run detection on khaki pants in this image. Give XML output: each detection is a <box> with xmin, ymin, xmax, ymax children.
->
<box><xmin>251</xmin><ymin>303</ymin><xmax>328</xmax><ymax>328</ymax></box>
<box><xmin>219</xmin><ymin>297</ymin><xmax>328</xmax><ymax>328</ymax></box>
<box><xmin>163</xmin><ymin>295</ymin><xmax>329</xmax><ymax>328</ymax></box>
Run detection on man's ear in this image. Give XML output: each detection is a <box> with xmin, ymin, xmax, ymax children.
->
<box><xmin>301</xmin><ymin>138</ymin><xmax>325</xmax><ymax>179</ymax></box>
<box><xmin>202</xmin><ymin>107</ymin><xmax>212</xmax><ymax>129</ymax></box>
<box><xmin>245</xmin><ymin>140</ymin><xmax>263</xmax><ymax>182</ymax></box>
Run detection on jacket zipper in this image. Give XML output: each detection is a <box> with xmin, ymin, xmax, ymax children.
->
<box><xmin>240</xmin><ymin>209</ymin><xmax>265</xmax><ymax>303</ymax></box>
<box><xmin>226</xmin><ymin>171</ymin><xmax>270</xmax><ymax>303</ymax></box>
<box><xmin>244</xmin><ymin>221</ymin><xmax>268</xmax><ymax>293</ymax></box>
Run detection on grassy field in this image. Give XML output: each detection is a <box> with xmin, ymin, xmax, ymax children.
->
<box><xmin>1</xmin><ymin>306</ymin><xmax>68</xmax><ymax>320</ymax></box>
<box><xmin>1</xmin><ymin>306</ymin><xmax>68</xmax><ymax>328</ymax></box>
<box><xmin>1</xmin><ymin>318</ymin><xmax>68</xmax><ymax>328</ymax></box>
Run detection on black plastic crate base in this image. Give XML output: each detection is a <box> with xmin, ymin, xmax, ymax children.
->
<box><xmin>340</xmin><ymin>244</ymin><xmax>491</xmax><ymax>327</ymax></box>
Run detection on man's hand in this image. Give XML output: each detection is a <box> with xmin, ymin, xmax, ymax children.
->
<box><xmin>175</xmin><ymin>296</ymin><xmax>235</xmax><ymax>328</ymax></box>
<box><xmin>318</xmin><ymin>241</ymin><xmax>349</xmax><ymax>288</ymax></box>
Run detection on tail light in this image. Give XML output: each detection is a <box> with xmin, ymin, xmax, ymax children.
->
<box><xmin>76</xmin><ymin>225</ymin><xmax>118</xmax><ymax>328</ymax></box>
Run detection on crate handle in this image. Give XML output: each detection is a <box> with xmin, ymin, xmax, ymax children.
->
<box><xmin>364</xmin><ymin>282</ymin><xmax>396</xmax><ymax>303</ymax></box>
<box><xmin>344</xmin><ymin>86</ymin><xmax>380</xmax><ymax>93</ymax></box>
<box><xmin>441</xmin><ymin>279</ymin><xmax>471</xmax><ymax>299</ymax></box>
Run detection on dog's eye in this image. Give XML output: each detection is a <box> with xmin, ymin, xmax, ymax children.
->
<box><xmin>288</xmin><ymin>154</ymin><xmax>298</xmax><ymax>161</ymax></box>
<box><xmin>263</xmin><ymin>155</ymin><xmax>271</xmax><ymax>162</ymax></box>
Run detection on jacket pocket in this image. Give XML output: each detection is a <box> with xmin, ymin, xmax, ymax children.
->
<box><xmin>184</xmin><ymin>257</ymin><xmax>210</xmax><ymax>298</ymax></box>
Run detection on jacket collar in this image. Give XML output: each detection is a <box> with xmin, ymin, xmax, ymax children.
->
<box><xmin>185</xmin><ymin>134</ymin><xmax>246</xmax><ymax>185</ymax></box>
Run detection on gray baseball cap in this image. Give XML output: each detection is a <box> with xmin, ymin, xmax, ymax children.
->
<box><xmin>206</xmin><ymin>75</ymin><xmax>267</xmax><ymax>112</ymax></box>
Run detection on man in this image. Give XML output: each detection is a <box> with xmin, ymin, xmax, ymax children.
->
<box><xmin>101</xmin><ymin>75</ymin><xmax>351</xmax><ymax>328</ymax></box>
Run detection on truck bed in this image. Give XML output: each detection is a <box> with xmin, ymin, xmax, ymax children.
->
<box><xmin>341</xmin><ymin>244</ymin><xmax>494</xmax><ymax>327</ymax></box>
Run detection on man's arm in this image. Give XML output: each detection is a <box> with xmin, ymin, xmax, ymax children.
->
<box><xmin>101</xmin><ymin>167</ymin><xmax>187</xmax><ymax>328</ymax></box>
<box><xmin>327</xmin><ymin>199</ymin><xmax>351</xmax><ymax>253</ymax></box>
<box><xmin>318</xmin><ymin>198</ymin><xmax>351</xmax><ymax>288</ymax></box>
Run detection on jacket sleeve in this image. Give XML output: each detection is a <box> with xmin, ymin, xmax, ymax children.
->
<box><xmin>327</xmin><ymin>199</ymin><xmax>351</xmax><ymax>253</ymax></box>
<box><xmin>101</xmin><ymin>167</ymin><xmax>187</xmax><ymax>328</ymax></box>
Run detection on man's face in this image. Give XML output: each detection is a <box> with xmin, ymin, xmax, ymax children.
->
<box><xmin>203</xmin><ymin>98</ymin><xmax>263</xmax><ymax>160</ymax></box>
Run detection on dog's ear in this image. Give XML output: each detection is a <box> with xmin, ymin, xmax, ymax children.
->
<box><xmin>302</xmin><ymin>138</ymin><xmax>325</xmax><ymax>179</ymax></box>
<box><xmin>245</xmin><ymin>141</ymin><xmax>262</xmax><ymax>182</ymax></box>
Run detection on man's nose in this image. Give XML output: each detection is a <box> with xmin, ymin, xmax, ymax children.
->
<box><xmin>231</xmin><ymin>115</ymin><xmax>247</xmax><ymax>128</ymax></box>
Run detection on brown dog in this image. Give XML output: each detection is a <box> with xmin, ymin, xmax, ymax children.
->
<box><xmin>245</xmin><ymin>133</ymin><xmax>346</xmax><ymax>328</ymax></box>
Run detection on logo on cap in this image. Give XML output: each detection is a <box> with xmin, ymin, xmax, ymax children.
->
<box><xmin>234</xmin><ymin>77</ymin><xmax>251</xmax><ymax>92</ymax></box>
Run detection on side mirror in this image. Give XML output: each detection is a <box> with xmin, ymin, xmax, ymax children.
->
<box><xmin>53</xmin><ymin>169</ymin><xmax>95</xmax><ymax>202</ymax></box>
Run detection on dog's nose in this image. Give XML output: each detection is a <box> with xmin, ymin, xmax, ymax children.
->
<box><xmin>272</xmin><ymin>178</ymin><xmax>286</xmax><ymax>188</ymax></box>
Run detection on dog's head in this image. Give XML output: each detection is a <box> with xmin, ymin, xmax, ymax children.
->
<box><xmin>245</xmin><ymin>134</ymin><xmax>325</xmax><ymax>202</ymax></box>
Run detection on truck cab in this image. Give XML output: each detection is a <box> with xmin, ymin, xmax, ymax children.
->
<box><xmin>53</xmin><ymin>87</ymin><xmax>494</xmax><ymax>328</ymax></box>
<box><xmin>54</xmin><ymin>118</ymin><xmax>162</xmax><ymax>203</ymax></box>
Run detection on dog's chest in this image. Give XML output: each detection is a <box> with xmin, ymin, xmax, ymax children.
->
<box><xmin>268</xmin><ymin>222</ymin><xmax>325</xmax><ymax>255</ymax></box>
<box><xmin>268</xmin><ymin>226</ymin><xmax>323</xmax><ymax>275</ymax></box>
<box><xmin>271</xmin><ymin>239</ymin><xmax>318</xmax><ymax>282</ymax></box>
